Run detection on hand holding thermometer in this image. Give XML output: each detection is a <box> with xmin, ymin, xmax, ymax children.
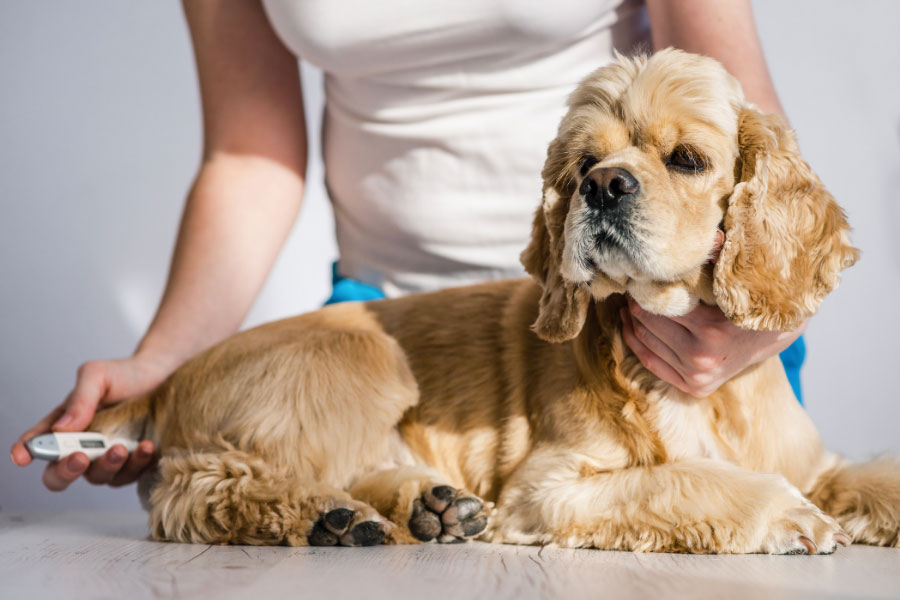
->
<box><xmin>26</xmin><ymin>432</ymin><xmax>139</xmax><ymax>462</ymax></box>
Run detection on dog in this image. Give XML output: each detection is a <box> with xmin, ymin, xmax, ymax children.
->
<box><xmin>90</xmin><ymin>49</ymin><xmax>900</xmax><ymax>553</ymax></box>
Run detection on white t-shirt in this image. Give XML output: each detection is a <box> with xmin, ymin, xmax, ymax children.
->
<box><xmin>262</xmin><ymin>0</ymin><xmax>649</xmax><ymax>297</ymax></box>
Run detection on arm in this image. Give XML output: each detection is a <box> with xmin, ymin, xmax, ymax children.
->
<box><xmin>622</xmin><ymin>0</ymin><xmax>804</xmax><ymax>397</ymax></box>
<box><xmin>646</xmin><ymin>0</ymin><xmax>783</xmax><ymax>113</ymax></box>
<box><xmin>11</xmin><ymin>0</ymin><xmax>309</xmax><ymax>488</ymax></box>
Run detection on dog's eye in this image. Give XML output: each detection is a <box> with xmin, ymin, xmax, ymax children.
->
<box><xmin>666</xmin><ymin>146</ymin><xmax>707</xmax><ymax>173</ymax></box>
<box><xmin>579</xmin><ymin>156</ymin><xmax>599</xmax><ymax>176</ymax></box>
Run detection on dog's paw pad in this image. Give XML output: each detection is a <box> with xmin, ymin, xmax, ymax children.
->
<box><xmin>324</xmin><ymin>508</ymin><xmax>355</xmax><ymax>534</ymax></box>
<box><xmin>342</xmin><ymin>520</ymin><xmax>387</xmax><ymax>547</ymax></box>
<box><xmin>410</xmin><ymin>485</ymin><xmax>488</xmax><ymax>543</ymax></box>
<box><xmin>308</xmin><ymin>521</ymin><xmax>340</xmax><ymax>546</ymax></box>
<box><xmin>410</xmin><ymin>499</ymin><xmax>443</xmax><ymax>541</ymax></box>
<box><xmin>309</xmin><ymin>507</ymin><xmax>388</xmax><ymax>547</ymax></box>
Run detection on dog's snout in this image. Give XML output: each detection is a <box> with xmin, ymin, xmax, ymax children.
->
<box><xmin>580</xmin><ymin>167</ymin><xmax>640</xmax><ymax>211</ymax></box>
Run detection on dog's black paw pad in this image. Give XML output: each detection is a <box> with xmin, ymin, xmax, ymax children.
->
<box><xmin>426</xmin><ymin>485</ymin><xmax>456</xmax><ymax>511</ymax></box>
<box><xmin>309</xmin><ymin>507</ymin><xmax>387</xmax><ymax>547</ymax></box>
<box><xmin>324</xmin><ymin>508</ymin><xmax>355</xmax><ymax>534</ymax></box>
<box><xmin>410</xmin><ymin>498</ymin><xmax>443</xmax><ymax>541</ymax></box>
<box><xmin>308</xmin><ymin>522</ymin><xmax>340</xmax><ymax>546</ymax></box>
<box><xmin>460</xmin><ymin>514</ymin><xmax>489</xmax><ymax>537</ymax></box>
<box><xmin>446</xmin><ymin>497</ymin><xmax>482</xmax><ymax>522</ymax></box>
<box><xmin>410</xmin><ymin>485</ymin><xmax>488</xmax><ymax>543</ymax></box>
<box><xmin>345</xmin><ymin>521</ymin><xmax>386</xmax><ymax>547</ymax></box>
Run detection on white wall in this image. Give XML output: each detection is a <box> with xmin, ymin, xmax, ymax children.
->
<box><xmin>1</xmin><ymin>0</ymin><xmax>898</xmax><ymax>511</ymax></box>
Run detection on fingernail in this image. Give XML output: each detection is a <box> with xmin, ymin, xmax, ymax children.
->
<box><xmin>108</xmin><ymin>449</ymin><xmax>126</xmax><ymax>465</ymax></box>
<box><xmin>53</xmin><ymin>414</ymin><xmax>74</xmax><ymax>429</ymax></box>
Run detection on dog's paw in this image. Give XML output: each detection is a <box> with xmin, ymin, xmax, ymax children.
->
<box><xmin>760</xmin><ymin>501</ymin><xmax>851</xmax><ymax>555</ymax></box>
<box><xmin>308</xmin><ymin>504</ymin><xmax>392</xmax><ymax>547</ymax></box>
<box><xmin>408</xmin><ymin>484</ymin><xmax>489</xmax><ymax>543</ymax></box>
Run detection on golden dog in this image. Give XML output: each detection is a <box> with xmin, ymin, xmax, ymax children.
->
<box><xmin>90</xmin><ymin>49</ymin><xmax>900</xmax><ymax>553</ymax></box>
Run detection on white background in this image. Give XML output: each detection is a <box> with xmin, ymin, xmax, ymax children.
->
<box><xmin>1</xmin><ymin>1</ymin><xmax>898</xmax><ymax>511</ymax></box>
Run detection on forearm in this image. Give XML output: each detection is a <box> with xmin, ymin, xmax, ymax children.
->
<box><xmin>646</xmin><ymin>0</ymin><xmax>784</xmax><ymax>114</ymax></box>
<box><xmin>136</xmin><ymin>153</ymin><xmax>304</xmax><ymax>370</ymax></box>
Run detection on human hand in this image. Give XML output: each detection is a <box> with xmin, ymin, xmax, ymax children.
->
<box><xmin>10</xmin><ymin>354</ymin><xmax>169</xmax><ymax>490</ymax></box>
<box><xmin>620</xmin><ymin>297</ymin><xmax>805</xmax><ymax>397</ymax></box>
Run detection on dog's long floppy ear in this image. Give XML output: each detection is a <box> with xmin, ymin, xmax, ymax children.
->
<box><xmin>713</xmin><ymin>108</ymin><xmax>859</xmax><ymax>331</ymax></box>
<box><xmin>521</xmin><ymin>138</ymin><xmax>591</xmax><ymax>342</ymax></box>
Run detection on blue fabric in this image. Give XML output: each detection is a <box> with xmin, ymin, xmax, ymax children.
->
<box><xmin>325</xmin><ymin>262</ymin><xmax>806</xmax><ymax>404</ymax></box>
<box><xmin>778</xmin><ymin>335</ymin><xmax>806</xmax><ymax>405</ymax></box>
<box><xmin>324</xmin><ymin>263</ymin><xmax>386</xmax><ymax>305</ymax></box>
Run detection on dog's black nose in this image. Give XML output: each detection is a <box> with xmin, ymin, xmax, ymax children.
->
<box><xmin>579</xmin><ymin>167</ymin><xmax>640</xmax><ymax>211</ymax></box>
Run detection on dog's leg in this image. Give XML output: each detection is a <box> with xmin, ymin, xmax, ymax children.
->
<box><xmin>350</xmin><ymin>466</ymin><xmax>490</xmax><ymax>544</ymax></box>
<box><xmin>807</xmin><ymin>456</ymin><xmax>900</xmax><ymax>547</ymax></box>
<box><xmin>489</xmin><ymin>451</ymin><xmax>849</xmax><ymax>554</ymax></box>
<box><xmin>149</xmin><ymin>448</ymin><xmax>393</xmax><ymax>546</ymax></box>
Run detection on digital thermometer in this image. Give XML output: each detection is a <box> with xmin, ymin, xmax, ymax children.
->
<box><xmin>25</xmin><ymin>432</ymin><xmax>139</xmax><ymax>462</ymax></box>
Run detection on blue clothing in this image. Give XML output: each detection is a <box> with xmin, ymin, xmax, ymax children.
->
<box><xmin>325</xmin><ymin>263</ymin><xmax>386</xmax><ymax>305</ymax></box>
<box><xmin>779</xmin><ymin>336</ymin><xmax>805</xmax><ymax>405</ymax></box>
<box><xmin>325</xmin><ymin>265</ymin><xmax>805</xmax><ymax>403</ymax></box>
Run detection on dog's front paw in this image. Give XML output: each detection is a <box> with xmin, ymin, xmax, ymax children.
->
<box><xmin>409</xmin><ymin>485</ymin><xmax>489</xmax><ymax>543</ymax></box>
<box><xmin>308</xmin><ymin>504</ymin><xmax>392</xmax><ymax>547</ymax></box>
<box><xmin>760</xmin><ymin>500</ymin><xmax>851</xmax><ymax>555</ymax></box>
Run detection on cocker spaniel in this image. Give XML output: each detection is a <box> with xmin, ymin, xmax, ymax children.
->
<box><xmin>91</xmin><ymin>49</ymin><xmax>900</xmax><ymax>553</ymax></box>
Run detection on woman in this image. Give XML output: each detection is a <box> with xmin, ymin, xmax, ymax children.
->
<box><xmin>12</xmin><ymin>0</ymin><xmax>805</xmax><ymax>492</ymax></box>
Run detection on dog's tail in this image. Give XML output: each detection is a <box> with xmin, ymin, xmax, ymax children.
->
<box><xmin>87</xmin><ymin>388</ymin><xmax>159</xmax><ymax>444</ymax></box>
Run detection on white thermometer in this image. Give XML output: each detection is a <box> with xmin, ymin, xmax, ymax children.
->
<box><xmin>26</xmin><ymin>432</ymin><xmax>139</xmax><ymax>462</ymax></box>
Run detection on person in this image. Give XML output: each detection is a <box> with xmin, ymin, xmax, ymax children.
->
<box><xmin>11</xmin><ymin>0</ymin><xmax>805</xmax><ymax>493</ymax></box>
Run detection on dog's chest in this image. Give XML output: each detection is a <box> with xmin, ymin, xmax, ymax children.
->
<box><xmin>649</xmin><ymin>392</ymin><xmax>723</xmax><ymax>461</ymax></box>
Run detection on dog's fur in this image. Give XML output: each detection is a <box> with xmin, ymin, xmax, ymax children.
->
<box><xmin>90</xmin><ymin>50</ymin><xmax>900</xmax><ymax>553</ymax></box>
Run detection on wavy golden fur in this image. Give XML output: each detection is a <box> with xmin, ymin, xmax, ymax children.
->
<box><xmin>90</xmin><ymin>49</ymin><xmax>899</xmax><ymax>553</ymax></box>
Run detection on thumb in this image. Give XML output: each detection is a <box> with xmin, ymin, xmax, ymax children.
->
<box><xmin>53</xmin><ymin>367</ymin><xmax>108</xmax><ymax>431</ymax></box>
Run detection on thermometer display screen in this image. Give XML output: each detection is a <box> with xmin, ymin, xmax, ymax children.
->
<box><xmin>79</xmin><ymin>440</ymin><xmax>105</xmax><ymax>449</ymax></box>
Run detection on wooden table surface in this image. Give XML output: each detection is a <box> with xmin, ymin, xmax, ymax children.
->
<box><xmin>1</xmin><ymin>511</ymin><xmax>899</xmax><ymax>599</ymax></box>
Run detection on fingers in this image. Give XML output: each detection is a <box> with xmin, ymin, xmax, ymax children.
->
<box><xmin>12</xmin><ymin>361</ymin><xmax>112</xmax><ymax>468</ymax></box>
<box><xmin>627</xmin><ymin>309</ymin><xmax>683</xmax><ymax>372</ymax></box>
<box><xmin>109</xmin><ymin>441</ymin><xmax>157</xmax><ymax>487</ymax></box>
<box><xmin>83</xmin><ymin>444</ymin><xmax>131</xmax><ymax>485</ymax></box>
<box><xmin>29</xmin><ymin>442</ymin><xmax>157</xmax><ymax>491</ymax></box>
<box><xmin>84</xmin><ymin>442</ymin><xmax>157</xmax><ymax>487</ymax></box>
<box><xmin>53</xmin><ymin>362</ymin><xmax>110</xmax><ymax>432</ymax></box>
<box><xmin>626</xmin><ymin>297</ymin><xmax>691</xmax><ymax>366</ymax></box>
<box><xmin>621</xmin><ymin>308</ymin><xmax>691</xmax><ymax>393</ymax></box>
<box><xmin>42</xmin><ymin>453</ymin><xmax>90</xmax><ymax>492</ymax></box>
<box><xmin>10</xmin><ymin>405</ymin><xmax>67</xmax><ymax>466</ymax></box>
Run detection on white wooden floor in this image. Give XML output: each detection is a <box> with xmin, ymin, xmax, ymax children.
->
<box><xmin>1</xmin><ymin>512</ymin><xmax>899</xmax><ymax>600</ymax></box>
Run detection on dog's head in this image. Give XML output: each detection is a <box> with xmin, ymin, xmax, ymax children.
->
<box><xmin>522</xmin><ymin>49</ymin><xmax>858</xmax><ymax>343</ymax></box>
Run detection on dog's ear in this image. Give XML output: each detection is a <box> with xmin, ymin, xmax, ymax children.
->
<box><xmin>521</xmin><ymin>138</ymin><xmax>591</xmax><ymax>343</ymax></box>
<box><xmin>713</xmin><ymin>108</ymin><xmax>859</xmax><ymax>331</ymax></box>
